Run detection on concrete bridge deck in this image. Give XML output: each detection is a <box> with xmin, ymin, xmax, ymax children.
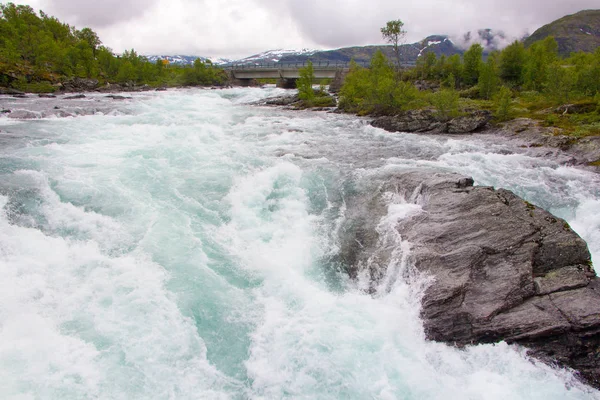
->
<box><xmin>224</xmin><ymin>61</ymin><xmax>413</xmax><ymax>88</ymax></box>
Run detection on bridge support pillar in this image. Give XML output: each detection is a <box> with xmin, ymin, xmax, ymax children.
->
<box><xmin>234</xmin><ymin>78</ymin><xmax>258</xmax><ymax>87</ymax></box>
<box><xmin>276</xmin><ymin>78</ymin><xmax>297</xmax><ymax>89</ymax></box>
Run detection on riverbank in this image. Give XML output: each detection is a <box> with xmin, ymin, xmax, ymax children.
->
<box><xmin>260</xmin><ymin>91</ymin><xmax>600</xmax><ymax>174</ymax></box>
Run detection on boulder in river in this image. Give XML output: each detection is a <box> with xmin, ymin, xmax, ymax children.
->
<box><xmin>340</xmin><ymin>169</ymin><xmax>600</xmax><ymax>389</ymax></box>
<box><xmin>64</xmin><ymin>94</ymin><xmax>86</xmax><ymax>100</ymax></box>
<box><xmin>106</xmin><ymin>95</ymin><xmax>132</xmax><ymax>100</ymax></box>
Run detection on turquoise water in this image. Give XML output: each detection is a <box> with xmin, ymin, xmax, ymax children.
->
<box><xmin>1</xmin><ymin>88</ymin><xmax>600</xmax><ymax>399</ymax></box>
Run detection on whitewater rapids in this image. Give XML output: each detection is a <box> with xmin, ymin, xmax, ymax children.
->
<box><xmin>1</xmin><ymin>88</ymin><xmax>599</xmax><ymax>399</ymax></box>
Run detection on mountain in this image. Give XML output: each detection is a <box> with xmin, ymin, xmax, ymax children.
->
<box><xmin>144</xmin><ymin>55</ymin><xmax>232</xmax><ymax>66</ymax></box>
<box><xmin>269</xmin><ymin>31</ymin><xmax>508</xmax><ymax>66</ymax></box>
<box><xmin>233</xmin><ymin>49</ymin><xmax>318</xmax><ymax>65</ymax></box>
<box><xmin>524</xmin><ymin>9</ymin><xmax>600</xmax><ymax>56</ymax></box>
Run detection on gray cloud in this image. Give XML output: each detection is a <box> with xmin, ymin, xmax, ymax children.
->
<box><xmin>40</xmin><ymin>0</ymin><xmax>160</xmax><ymax>27</ymax></box>
<box><xmin>16</xmin><ymin>0</ymin><xmax>600</xmax><ymax>58</ymax></box>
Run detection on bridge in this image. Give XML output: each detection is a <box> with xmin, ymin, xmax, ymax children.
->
<box><xmin>225</xmin><ymin>61</ymin><xmax>368</xmax><ymax>88</ymax></box>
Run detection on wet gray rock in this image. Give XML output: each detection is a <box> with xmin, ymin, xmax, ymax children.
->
<box><xmin>447</xmin><ymin>110</ymin><xmax>492</xmax><ymax>133</ymax></box>
<box><xmin>64</xmin><ymin>94</ymin><xmax>86</xmax><ymax>100</ymax></box>
<box><xmin>1</xmin><ymin>109</ymin><xmax>10</xmax><ymax>114</ymax></box>
<box><xmin>38</xmin><ymin>94</ymin><xmax>57</xmax><ymax>98</ymax></box>
<box><xmin>0</xmin><ymin>87</ymin><xmax>24</xmax><ymax>95</ymax></box>
<box><xmin>371</xmin><ymin>109</ymin><xmax>491</xmax><ymax>134</ymax></box>
<box><xmin>340</xmin><ymin>169</ymin><xmax>600</xmax><ymax>388</ymax></box>
<box><xmin>7</xmin><ymin>110</ymin><xmax>39</xmax><ymax>119</ymax></box>
<box><xmin>264</xmin><ymin>94</ymin><xmax>300</xmax><ymax>106</ymax></box>
<box><xmin>61</xmin><ymin>78</ymin><xmax>99</xmax><ymax>92</ymax></box>
<box><xmin>371</xmin><ymin>109</ymin><xmax>442</xmax><ymax>133</ymax></box>
<box><xmin>106</xmin><ymin>95</ymin><xmax>132</xmax><ymax>100</ymax></box>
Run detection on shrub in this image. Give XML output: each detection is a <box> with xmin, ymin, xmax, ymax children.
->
<box><xmin>494</xmin><ymin>86</ymin><xmax>513</xmax><ymax>121</ymax></box>
<box><xmin>430</xmin><ymin>89</ymin><xmax>460</xmax><ymax>120</ymax></box>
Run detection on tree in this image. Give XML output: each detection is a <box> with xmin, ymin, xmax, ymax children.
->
<box><xmin>523</xmin><ymin>37</ymin><xmax>558</xmax><ymax>92</ymax></box>
<box><xmin>478</xmin><ymin>56</ymin><xmax>500</xmax><ymax>99</ymax></box>
<box><xmin>500</xmin><ymin>41</ymin><xmax>526</xmax><ymax>86</ymax></box>
<box><xmin>494</xmin><ymin>86</ymin><xmax>513</xmax><ymax>121</ymax></box>
<box><xmin>297</xmin><ymin>60</ymin><xmax>315</xmax><ymax>102</ymax></box>
<box><xmin>463</xmin><ymin>43</ymin><xmax>483</xmax><ymax>86</ymax></box>
<box><xmin>77</xmin><ymin>27</ymin><xmax>101</xmax><ymax>57</ymax></box>
<box><xmin>381</xmin><ymin>19</ymin><xmax>406</xmax><ymax>69</ymax></box>
<box><xmin>431</xmin><ymin>89</ymin><xmax>460</xmax><ymax>121</ymax></box>
<box><xmin>545</xmin><ymin>63</ymin><xmax>575</xmax><ymax>104</ymax></box>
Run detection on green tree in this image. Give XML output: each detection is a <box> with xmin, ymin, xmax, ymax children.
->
<box><xmin>523</xmin><ymin>37</ymin><xmax>558</xmax><ymax>91</ymax></box>
<box><xmin>494</xmin><ymin>86</ymin><xmax>513</xmax><ymax>121</ymax></box>
<box><xmin>444</xmin><ymin>54</ymin><xmax>463</xmax><ymax>86</ymax></box>
<box><xmin>297</xmin><ymin>60</ymin><xmax>315</xmax><ymax>102</ymax></box>
<box><xmin>463</xmin><ymin>43</ymin><xmax>483</xmax><ymax>86</ymax></box>
<box><xmin>545</xmin><ymin>62</ymin><xmax>575</xmax><ymax>104</ymax></box>
<box><xmin>381</xmin><ymin>19</ymin><xmax>406</xmax><ymax>69</ymax></box>
<box><xmin>416</xmin><ymin>51</ymin><xmax>437</xmax><ymax>80</ymax></box>
<box><xmin>478</xmin><ymin>56</ymin><xmax>500</xmax><ymax>99</ymax></box>
<box><xmin>500</xmin><ymin>41</ymin><xmax>526</xmax><ymax>85</ymax></box>
<box><xmin>116</xmin><ymin>61</ymin><xmax>137</xmax><ymax>83</ymax></box>
<box><xmin>431</xmin><ymin>89</ymin><xmax>460</xmax><ymax>120</ymax></box>
<box><xmin>77</xmin><ymin>27</ymin><xmax>101</xmax><ymax>57</ymax></box>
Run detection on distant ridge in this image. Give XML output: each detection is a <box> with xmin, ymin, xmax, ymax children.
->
<box><xmin>524</xmin><ymin>9</ymin><xmax>600</xmax><ymax>56</ymax></box>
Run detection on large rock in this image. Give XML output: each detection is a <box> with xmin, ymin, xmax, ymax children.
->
<box><xmin>61</xmin><ymin>78</ymin><xmax>99</xmax><ymax>92</ymax></box>
<box><xmin>371</xmin><ymin>109</ymin><xmax>491</xmax><ymax>134</ymax></box>
<box><xmin>340</xmin><ymin>169</ymin><xmax>600</xmax><ymax>388</ymax></box>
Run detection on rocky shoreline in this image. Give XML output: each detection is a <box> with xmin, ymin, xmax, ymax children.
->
<box><xmin>260</xmin><ymin>91</ymin><xmax>600</xmax><ymax>174</ymax></box>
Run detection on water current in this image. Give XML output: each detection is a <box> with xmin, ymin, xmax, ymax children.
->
<box><xmin>1</xmin><ymin>88</ymin><xmax>600</xmax><ymax>399</ymax></box>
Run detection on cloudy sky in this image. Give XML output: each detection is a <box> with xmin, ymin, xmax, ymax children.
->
<box><xmin>16</xmin><ymin>0</ymin><xmax>600</xmax><ymax>58</ymax></box>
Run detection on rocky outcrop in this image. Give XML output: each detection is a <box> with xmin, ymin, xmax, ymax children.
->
<box><xmin>371</xmin><ymin>109</ymin><xmax>491</xmax><ymax>134</ymax></box>
<box><xmin>340</xmin><ymin>169</ymin><xmax>600</xmax><ymax>388</ymax></box>
<box><xmin>264</xmin><ymin>94</ymin><xmax>300</xmax><ymax>106</ymax></box>
<box><xmin>60</xmin><ymin>78</ymin><xmax>99</xmax><ymax>92</ymax></box>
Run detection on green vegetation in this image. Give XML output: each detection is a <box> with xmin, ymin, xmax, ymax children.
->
<box><xmin>339</xmin><ymin>20</ymin><xmax>600</xmax><ymax>138</ymax></box>
<box><xmin>0</xmin><ymin>2</ymin><xmax>226</xmax><ymax>92</ymax></box>
<box><xmin>295</xmin><ymin>60</ymin><xmax>336</xmax><ymax>108</ymax></box>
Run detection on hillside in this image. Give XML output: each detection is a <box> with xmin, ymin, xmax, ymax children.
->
<box><xmin>524</xmin><ymin>9</ymin><xmax>600</xmax><ymax>56</ymax></box>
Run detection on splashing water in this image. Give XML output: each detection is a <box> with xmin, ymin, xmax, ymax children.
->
<box><xmin>1</xmin><ymin>88</ymin><xmax>599</xmax><ymax>399</ymax></box>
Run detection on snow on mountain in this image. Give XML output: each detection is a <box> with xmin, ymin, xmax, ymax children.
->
<box><xmin>144</xmin><ymin>49</ymin><xmax>317</xmax><ymax>66</ymax></box>
<box><xmin>233</xmin><ymin>49</ymin><xmax>318</xmax><ymax>65</ymax></box>
<box><xmin>144</xmin><ymin>55</ymin><xmax>233</xmax><ymax>66</ymax></box>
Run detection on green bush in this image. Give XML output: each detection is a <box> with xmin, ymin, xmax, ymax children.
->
<box><xmin>494</xmin><ymin>86</ymin><xmax>513</xmax><ymax>121</ymax></box>
<box><xmin>430</xmin><ymin>89</ymin><xmax>460</xmax><ymax>120</ymax></box>
<box><xmin>297</xmin><ymin>60</ymin><xmax>315</xmax><ymax>102</ymax></box>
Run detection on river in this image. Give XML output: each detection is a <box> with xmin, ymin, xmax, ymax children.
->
<box><xmin>1</xmin><ymin>87</ymin><xmax>600</xmax><ymax>399</ymax></box>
